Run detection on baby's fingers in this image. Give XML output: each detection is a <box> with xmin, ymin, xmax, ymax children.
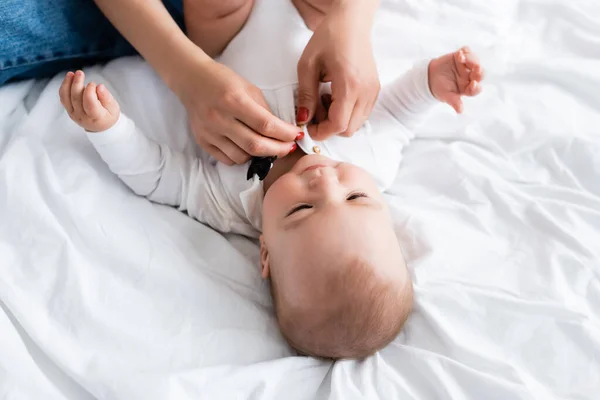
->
<box><xmin>460</xmin><ymin>47</ymin><xmax>481</xmax><ymax>72</ymax></box>
<box><xmin>470</xmin><ymin>65</ymin><xmax>485</xmax><ymax>82</ymax></box>
<box><xmin>59</xmin><ymin>72</ymin><xmax>75</xmax><ymax>113</ymax></box>
<box><xmin>466</xmin><ymin>80</ymin><xmax>482</xmax><ymax>97</ymax></box>
<box><xmin>70</xmin><ymin>70</ymin><xmax>86</xmax><ymax>115</ymax></box>
<box><xmin>83</xmin><ymin>82</ymin><xmax>104</xmax><ymax>119</ymax></box>
<box><xmin>448</xmin><ymin>94</ymin><xmax>464</xmax><ymax>114</ymax></box>
<box><xmin>96</xmin><ymin>84</ymin><xmax>119</xmax><ymax>117</ymax></box>
<box><xmin>453</xmin><ymin>48</ymin><xmax>472</xmax><ymax>80</ymax></box>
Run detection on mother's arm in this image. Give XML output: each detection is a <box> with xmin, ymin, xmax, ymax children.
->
<box><xmin>295</xmin><ymin>0</ymin><xmax>381</xmax><ymax>141</ymax></box>
<box><xmin>93</xmin><ymin>0</ymin><xmax>299</xmax><ymax>165</ymax></box>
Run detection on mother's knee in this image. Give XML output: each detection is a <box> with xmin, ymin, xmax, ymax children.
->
<box><xmin>184</xmin><ymin>0</ymin><xmax>254</xmax><ymax>56</ymax></box>
<box><xmin>184</xmin><ymin>0</ymin><xmax>252</xmax><ymax>19</ymax></box>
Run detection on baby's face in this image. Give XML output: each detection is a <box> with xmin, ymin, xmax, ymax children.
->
<box><xmin>262</xmin><ymin>154</ymin><xmax>384</xmax><ymax>241</ymax></box>
<box><xmin>261</xmin><ymin>155</ymin><xmax>404</xmax><ymax>301</ymax></box>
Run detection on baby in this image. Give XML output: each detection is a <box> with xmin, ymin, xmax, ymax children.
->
<box><xmin>59</xmin><ymin>0</ymin><xmax>483</xmax><ymax>358</ymax></box>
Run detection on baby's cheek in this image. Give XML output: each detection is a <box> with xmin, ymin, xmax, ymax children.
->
<box><xmin>263</xmin><ymin>176</ymin><xmax>300</xmax><ymax>227</ymax></box>
<box><xmin>266</xmin><ymin>175</ymin><xmax>303</xmax><ymax>205</ymax></box>
<box><xmin>341</xmin><ymin>165</ymin><xmax>381</xmax><ymax>193</ymax></box>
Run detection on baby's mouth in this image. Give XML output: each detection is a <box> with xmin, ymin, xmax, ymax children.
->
<box><xmin>293</xmin><ymin>154</ymin><xmax>339</xmax><ymax>174</ymax></box>
<box><xmin>302</xmin><ymin>164</ymin><xmax>328</xmax><ymax>173</ymax></box>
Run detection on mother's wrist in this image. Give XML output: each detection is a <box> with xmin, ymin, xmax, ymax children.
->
<box><xmin>333</xmin><ymin>0</ymin><xmax>379</xmax><ymax>15</ymax></box>
<box><xmin>164</xmin><ymin>44</ymin><xmax>213</xmax><ymax>97</ymax></box>
<box><xmin>332</xmin><ymin>0</ymin><xmax>379</xmax><ymax>28</ymax></box>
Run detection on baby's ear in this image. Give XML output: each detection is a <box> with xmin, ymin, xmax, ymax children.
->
<box><xmin>259</xmin><ymin>235</ymin><xmax>271</xmax><ymax>279</ymax></box>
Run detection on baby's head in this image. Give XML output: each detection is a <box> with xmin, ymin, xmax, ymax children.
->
<box><xmin>260</xmin><ymin>155</ymin><xmax>413</xmax><ymax>359</ymax></box>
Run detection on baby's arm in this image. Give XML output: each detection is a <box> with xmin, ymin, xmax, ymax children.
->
<box><xmin>59</xmin><ymin>71</ymin><xmax>216</xmax><ymax>224</ymax></box>
<box><xmin>373</xmin><ymin>47</ymin><xmax>484</xmax><ymax>131</ymax></box>
<box><xmin>84</xmin><ymin>116</ymin><xmax>203</xmax><ymax>211</ymax></box>
<box><xmin>371</xmin><ymin>61</ymin><xmax>437</xmax><ymax>134</ymax></box>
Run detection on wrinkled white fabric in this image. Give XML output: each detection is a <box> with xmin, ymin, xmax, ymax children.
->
<box><xmin>1</xmin><ymin>0</ymin><xmax>599</xmax><ymax>399</ymax></box>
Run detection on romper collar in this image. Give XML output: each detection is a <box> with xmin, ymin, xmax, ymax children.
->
<box><xmin>246</xmin><ymin>124</ymin><xmax>333</xmax><ymax>181</ymax></box>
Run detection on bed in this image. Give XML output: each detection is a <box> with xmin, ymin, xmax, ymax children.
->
<box><xmin>1</xmin><ymin>0</ymin><xmax>599</xmax><ymax>399</ymax></box>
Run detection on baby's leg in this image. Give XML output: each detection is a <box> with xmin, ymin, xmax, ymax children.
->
<box><xmin>184</xmin><ymin>0</ymin><xmax>255</xmax><ymax>57</ymax></box>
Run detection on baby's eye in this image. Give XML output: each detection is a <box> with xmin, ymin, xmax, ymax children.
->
<box><xmin>347</xmin><ymin>192</ymin><xmax>368</xmax><ymax>201</ymax></box>
<box><xmin>287</xmin><ymin>204</ymin><xmax>313</xmax><ymax>216</ymax></box>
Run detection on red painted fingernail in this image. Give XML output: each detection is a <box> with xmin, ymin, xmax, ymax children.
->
<box><xmin>296</xmin><ymin>107</ymin><xmax>309</xmax><ymax>123</ymax></box>
<box><xmin>295</xmin><ymin>131</ymin><xmax>304</xmax><ymax>141</ymax></box>
<box><xmin>289</xmin><ymin>143</ymin><xmax>297</xmax><ymax>154</ymax></box>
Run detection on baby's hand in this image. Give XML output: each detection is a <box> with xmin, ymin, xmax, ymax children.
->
<box><xmin>59</xmin><ymin>70</ymin><xmax>120</xmax><ymax>132</ymax></box>
<box><xmin>428</xmin><ymin>47</ymin><xmax>484</xmax><ymax>113</ymax></box>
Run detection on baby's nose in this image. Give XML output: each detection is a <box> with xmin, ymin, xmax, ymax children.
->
<box><xmin>308</xmin><ymin>168</ymin><xmax>339</xmax><ymax>190</ymax></box>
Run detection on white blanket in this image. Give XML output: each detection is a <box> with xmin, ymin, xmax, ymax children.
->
<box><xmin>1</xmin><ymin>1</ymin><xmax>599</xmax><ymax>399</ymax></box>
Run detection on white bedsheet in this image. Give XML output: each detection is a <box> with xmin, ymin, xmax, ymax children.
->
<box><xmin>1</xmin><ymin>1</ymin><xmax>599</xmax><ymax>399</ymax></box>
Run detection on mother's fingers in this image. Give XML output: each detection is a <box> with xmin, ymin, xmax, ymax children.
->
<box><xmin>363</xmin><ymin>88</ymin><xmax>378</xmax><ymax>123</ymax></box>
<box><xmin>207</xmin><ymin>144</ymin><xmax>236</xmax><ymax>166</ymax></box>
<box><xmin>312</xmin><ymin>94</ymin><xmax>330</xmax><ymax>124</ymax></box>
<box><xmin>196</xmin><ymin>136</ymin><xmax>236</xmax><ymax>166</ymax></box>
<box><xmin>309</xmin><ymin>98</ymin><xmax>355</xmax><ymax>140</ymax></box>
<box><xmin>216</xmin><ymin>136</ymin><xmax>251</xmax><ymax>165</ymax></box>
<box><xmin>340</xmin><ymin>99</ymin><xmax>366</xmax><ymax>137</ymax></box>
<box><xmin>230</xmin><ymin>91</ymin><xmax>298</xmax><ymax>144</ymax></box>
<box><xmin>227</xmin><ymin>118</ymin><xmax>295</xmax><ymax>159</ymax></box>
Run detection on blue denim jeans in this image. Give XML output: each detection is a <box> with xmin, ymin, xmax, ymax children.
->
<box><xmin>0</xmin><ymin>0</ymin><xmax>184</xmax><ymax>85</ymax></box>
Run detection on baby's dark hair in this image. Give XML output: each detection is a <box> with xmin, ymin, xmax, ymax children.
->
<box><xmin>270</xmin><ymin>256</ymin><xmax>413</xmax><ymax>359</ymax></box>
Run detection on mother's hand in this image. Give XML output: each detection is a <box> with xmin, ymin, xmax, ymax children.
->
<box><xmin>177</xmin><ymin>58</ymin><xmax>300</xmax><ymax>165</ymax></box>
<box><xmin>296</xmin><ymin>0</ymin><xmax>380</xmax><ymax>140</ymax></box>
